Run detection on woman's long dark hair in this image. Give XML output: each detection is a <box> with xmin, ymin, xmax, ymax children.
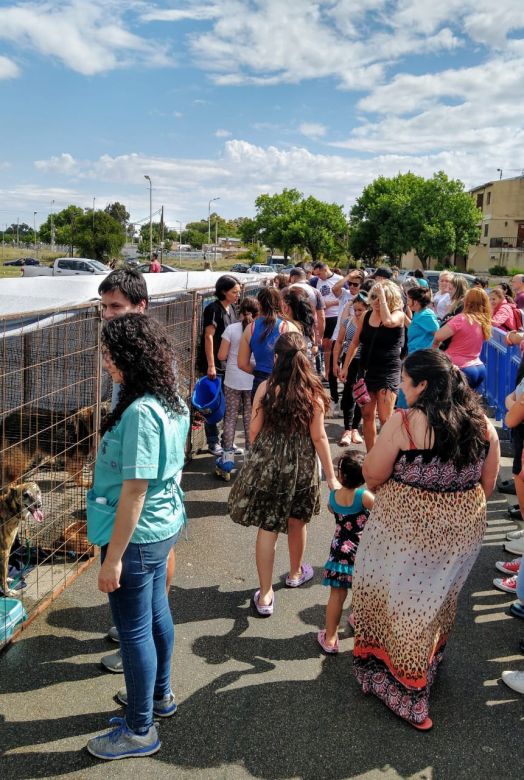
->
<box><xmin>101</xmin><ymin>313</ymin><xmax>184</xmax><ymax>434</ymax></box>
<box><xmin>262</xmin><ymin>332</ymin><xmax>330</xmax><ymax>434</ymax></box>
<box><xmin>281</xmin><ymin>287</ymin><xmax>315</xmax><ymax>341</ymax></box>
<box><xmin>257</xmin><ymin>287</ymin><xmax>282</xmax><ymax>341</ymax></box>
<box><xmin>403</xmin><ymin>349</ymin><xmax>487</xmax><ymax>469</ymax></box>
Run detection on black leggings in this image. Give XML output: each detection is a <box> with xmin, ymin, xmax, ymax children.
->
<box><xmin>340</xmin><ymin>358</ymin><xmax>362</xmax><ymax>431</ymax></box>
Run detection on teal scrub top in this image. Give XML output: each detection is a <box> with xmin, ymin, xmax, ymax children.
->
<box><xmin>87</xmin><ymin>394</ymin><xmax>189</xmax><ymax>547</ymax></box>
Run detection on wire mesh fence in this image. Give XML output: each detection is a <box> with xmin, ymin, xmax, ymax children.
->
<box><xmin>0</xmin><ymin>280</ymin><xmax>265</xmax><ymax>647</ymax></box>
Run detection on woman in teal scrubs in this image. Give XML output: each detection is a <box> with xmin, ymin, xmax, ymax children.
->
<box><xmin>86</xmin><ymin>313</ymin><xmax>188</xmax><ymax>761</ymax></box>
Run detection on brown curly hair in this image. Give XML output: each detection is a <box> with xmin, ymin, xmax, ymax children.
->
<box><xmin>261</xmin><ymin>332</ymin><xmax>330</xmax><ymax>434</ymax></box>
<box><xmin>101</xmin><ymin>313</ymin><xmax>184</xmax><ymax>434</ymax></box>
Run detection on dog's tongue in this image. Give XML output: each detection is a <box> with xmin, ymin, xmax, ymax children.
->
<box><xmin>30</xmin><ymin>507</ymin><xmax>44</xmax><ymax>523</ymax></box>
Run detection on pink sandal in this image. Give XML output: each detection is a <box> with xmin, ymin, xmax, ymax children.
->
<box><xmin>285</xmin><ymin>563</ymin><xmax>314</xmax><ymax>588</ymax></box>
<box><xmin>252</xmin><ymin>590</ymin><xmax>274</xmax><ymax>617</ymax></box>
<box><xmin>317</xmin><ymin>630</ymin><xmax>339</xmax><ymax>654</ymax></box>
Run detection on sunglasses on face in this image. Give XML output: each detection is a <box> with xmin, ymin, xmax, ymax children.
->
<box><xmin>348</xmin><ymin>281</ymin><xmax>361</xmax><ymax>287</ymax></box>
<box><xmin>369</xmin><ymin>293</ymin><xmax>378</xmax><ymax>300</ymax></box>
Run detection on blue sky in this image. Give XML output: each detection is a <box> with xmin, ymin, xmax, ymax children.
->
<box><xmin>1</xmin><ymin>0</ymin><xmax>523</xmax><ymax>233</ymax></box>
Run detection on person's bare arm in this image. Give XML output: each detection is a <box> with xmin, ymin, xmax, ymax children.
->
<box><xmin>362</xmin><ymin>490</ymin><xmax>375</xmax><ymax>510</ymax></box>
<box><xmin>98</xmin><ymin>479</ymin><xmax>148</xmax><ymax>593</ymax></box>
<box><xmin>217</xmin><ymin>337</ymin><xmax>230</xmax><ymax>363</ymax></box>
<box><xmin>249</xmin><ymin>381</ymin><xmax>266</xmax><ymax>443</ymax></box>
<box><xmin>480</xmin><ymin>418</ymin><xmax>500</xmax><ymax>498</ymax></box>
<box><xmin>316</xmin><ymin>308</ymin><xmax>326</xmax><ymax>341</ymax></box>
<box><xmin>309</xmin><ymin>402</ymin><xmax>341</xmax><ymax>490</ymax></box>
<box><xmin>332</xmin><ymin>304</ymin><xmax>351</xmax><ymax>376</ymax></box>
<box><xmin>339</xmin><ymin>316</ymin><xmax>364</xmax><ymax>382</ymax></box>
<box><xmin>362</xmin><ymin>412</ymin><xmax>402</xmax><ymax>490</ymax></box>
<box><xmin>505</xmin><ymin>394</ymin><xmax>524</xmax><ymax>428</ymax></box>
<box><xmin>432</xmin><ymin>323</ymin><xmax>454</xmax><ymax>348</ymax></box>
<box><xmin>237</xmin><ymin>326</ymin><xmax>253</xmax><ymax>374</ymax></box>
<box><xmin>204</xmin><ymin>325</ymin><xmax>217</xmax><ymax>379</ymax></box>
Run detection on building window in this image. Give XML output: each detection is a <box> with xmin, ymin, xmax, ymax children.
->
<box><xmin>476</xmin><ymin>193</ymin><xmax>484</xmax><ymax>209</ymax></box>
<box><xmin>484</xmin><ymin>224</ymin><xmax>489</xmax><ymax>237</ymax></box>
<box><xmin>487</xmin><ymin>192</ymin><xmax>491</xmax><ymax>205</ymax></box>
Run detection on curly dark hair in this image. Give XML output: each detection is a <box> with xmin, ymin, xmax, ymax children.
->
<box><xmin>100</xmin><ymin>313</ymin><xmax>184</xmax><ymax>434</ymax></box>
<box><xmin>402</xmin><ymin>349</ymin><xmax>487</xmax><ymax>469</ymax></box>
<box><xmin>262</xmin><ymin>332</ymin><xmax>330</xmax><ymax>434</ymax></box>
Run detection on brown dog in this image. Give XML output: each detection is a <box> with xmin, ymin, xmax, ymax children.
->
<box><xmin>0</xmin><ymin>405</ymin><xmax>103</xmax><ymax>488</ymax></box>
<box><xmin>0</xmin><ymin>481</ymin><xmax>43</xmax><ymax>597</ymax></box>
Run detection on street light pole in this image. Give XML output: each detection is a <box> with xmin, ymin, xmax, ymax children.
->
<box><xmin>50</xmin><ymin>200</ymin><xmax>55</xmax><ymax>250</ymax></box>
<box><xmin>177</xmin><ymin>220</ymin><xmax>183</xmax><ymax>263</ymax></box>
<box><xmin>208</xmin><ymin>196</ymin><xmax>220</xmax><ymax>249</ymax></box>
<box><xmin>33</xmin><ymin>211</ymin><xmax>38</xmax><ymax>255</ymax></box>
<box><xmin>497</xmin><ymin>168</ymin><xmax>503</xmax><ymax>180</ymax></box>
<box><xmin>144</xmin><ymin>175</ymin><xmax>152</xmax><ymax>259</ymax></box>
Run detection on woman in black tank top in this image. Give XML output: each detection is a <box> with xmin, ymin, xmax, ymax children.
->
<box><xmin>340</xmin><ymin>280</ymin><xmax>405</xmax><ymax>451</ymax></box>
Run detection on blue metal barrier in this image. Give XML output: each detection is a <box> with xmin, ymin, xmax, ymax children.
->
<box><xmin>481</xmin><ymin>327</ymin><xmax>522</xmax><ymax>420</ymax></box>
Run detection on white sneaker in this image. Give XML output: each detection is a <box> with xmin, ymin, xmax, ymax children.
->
<box><xmin>506</xmin><ymin>528</ymin><xmax>524</xmax><ymax>541</ymax></box>
<box><xmin>107</xmin><ymin>626</ymin><xmax>120</xmax><ymax>643</ymax></box>
<box><xmin>501</xmin><ymin>670</ymin><xmax>524</xmax><ymax>694</ymax></box>
<box><xmin>504</xmin><ymin>536</ymin><xmax>524</xmax><ymax>556</ymax></box>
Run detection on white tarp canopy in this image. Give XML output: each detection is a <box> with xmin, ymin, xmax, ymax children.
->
<box><xmin>0</xmin><ymin>270</ymin><xmax>270</xmax><ymax>317</ymax></box>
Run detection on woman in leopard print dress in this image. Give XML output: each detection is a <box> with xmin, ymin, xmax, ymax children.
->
<box><xmin>352</xmin><ymin>350</ymin><xmax>500</xmax><ymax>730</ymax></box>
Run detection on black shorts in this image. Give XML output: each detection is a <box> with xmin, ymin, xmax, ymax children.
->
<box><xmin>512</xmin><ymin>425</ymin><xmax>524</xmax><ymax>475</ymax></box>
<box><xmin>324</xmin><ymin>317</ymin><xmax>337</xmax><ymax>340</ymax></box>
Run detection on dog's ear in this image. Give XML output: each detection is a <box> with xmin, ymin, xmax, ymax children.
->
<box><xmin>75</xmin><ymin>406</ymin><xmax>95</xmax><ymax>438</ymax></box>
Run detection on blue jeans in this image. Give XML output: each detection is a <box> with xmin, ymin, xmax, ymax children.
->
<box><xmin>517</xmin><ymin>560</ymin><xmax>524</xmax><ymax>603</ymax></box>
<box><xmin>460</xmin><ymin>363</ymin><xmax>486</xmax><ymax>391</ymax></box>
<box><xmin>101</xmin><ymin>532</ymin><xmax>178</xmax><ymax>733</ymax></box>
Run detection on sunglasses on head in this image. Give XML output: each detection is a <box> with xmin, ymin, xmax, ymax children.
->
<box><xmin>354</xmin><ymin>292</ymin><xmax>368</xmax><ymax>303</ymax></box>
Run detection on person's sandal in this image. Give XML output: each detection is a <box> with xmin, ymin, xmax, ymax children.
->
<box><xmin>338</xmin><ymin>431</ymin><xmax>352</xmax><ymax>446</ymax></box>
<box><xmin>285</xmin><ymin>563</ymin><xmax>314</xmax><ymax>587</ymax></box>
<box><xmin>351</xmin><ymin>429</ymin><xmax>363</xmax><ymax>444</ymax></box>
<box><xmin>317</xmin><ymin>630</ymin><xmax>339</xmax><ymax>654</ymax></box>
<box><xmin>252</xmin><ymin>590</ymin><xmax>274</xmax><ymax>616</ymax></box>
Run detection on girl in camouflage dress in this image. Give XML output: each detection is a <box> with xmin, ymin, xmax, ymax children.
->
<box><xmin>228</xmin><ymin>332</ymin><xmax>340</xmax><ymax>616</ymax></box>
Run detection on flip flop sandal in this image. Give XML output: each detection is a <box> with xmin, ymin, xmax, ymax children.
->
<box><xmin>317</xmin><ymin>630</ymin><xmax>339</xmax><ymax>654</ymax></box>
<box><xmin>252</xmin><ymin>590</ymin><xmax>274</xmax><ymax>617</ymax></box>
<box><xmin>408</xmin><ymin>717</ymin><xmax>433</xmax><ymax>731</ymax></box>
<box><xmin>285</xmin><ymin>563</ymin><xmax>314</xmax><ymax>588</ymax></box>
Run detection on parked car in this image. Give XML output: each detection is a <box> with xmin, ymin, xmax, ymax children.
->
<box><xmin>137</xmin><ymin>263</ymin><xmax>179</xmax><ymax>273</ymax></box>
<box><xmin>403</xmin><ymin>270</ymin><xmax>476</xmax><ymax>293</ymax></box>
<box><xmin>230</xmin><ymin>263</ymin><xmax>251</xmax><ymax>273</ymax></box>
<box><xmin>4</xmin><ymin>257</ymin><xmax>40</xmax><ymax>266</ymax></box>
<box><xmin>22</xmin><ymin>258</ymin><xmax>109</xmax><ymax>276</ymax></box>
<box><xmin>249</xmin><ymin>264</ymin><xmax>275</xmax><ymax>274</ymax></box>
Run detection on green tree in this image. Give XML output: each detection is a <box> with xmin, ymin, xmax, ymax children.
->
<box><xmin>39</xmin><ymin>205</ymin><xmax>84</xmax><ymax>250</ymax></box>
<box><xmin>76</xmin><ymin>210</ymin><xmax>126</xmax><ymax>260</ymax></box>
<box><xmin>411</xmin><ymin>172</ymin><xmax>482</xmax><ymax>269</ymax></box>
<box><xmin>137</xmin><ymin>221</ymin><xmax>172</xmax><ymax>255</ymax></box>
<box><xmin>104</xmin><ymin>202</ymin><xmax>130</xmax><ymax>227</ymax></box>
<box><xmin>295</xmin><ymin>196</ymin><xmax>348</xmax><ymax>262</ymax></box>
<box><xmin>253</xmin><ymin>188</ymin><xmax>303</xmax><ymax>260</ymax></box>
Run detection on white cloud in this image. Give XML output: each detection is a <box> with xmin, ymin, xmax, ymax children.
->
<box><xmin>299</xmin><ymin>123</ymin><xmax>327</xmax><ymax>140</ymax></box>
<box><xmin>35</xmin><ymin>153</ymin><xmax>78</xmax><ymax>174</ymax></box>
<box><xmin>215</xmin><ymin>128</ymin><xmax>231</xmax><ymax>137</ymax></box>
<box><xmin>0</xmin><ymin>54</ymin><xmax>20</xmax><ymax>79</ymax></box>
<box><xmin>0</xmin><ymin>1</ymin><xmax>172</xmax><ymax>76</ymax></box>
<box><xmin>140</xmin><ymin>4</ymin><xmax>221</xmax><ymax>23</ymax></box>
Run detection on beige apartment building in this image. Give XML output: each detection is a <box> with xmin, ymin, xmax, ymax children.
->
<box><xmin>468</xmin><ymin>176</ymin><xmax>524</xmax><ymax>272</ymax></box>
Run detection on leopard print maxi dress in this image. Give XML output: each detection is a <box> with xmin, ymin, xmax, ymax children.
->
<box><xmin>351</xmin><ymin>441</ymin><xmax>487</xmax><ymax>725</ymax></box>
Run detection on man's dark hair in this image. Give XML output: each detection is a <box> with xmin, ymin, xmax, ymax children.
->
<box><xmin>289</xmin><ymin>267</ymin><xmax>306</xmax><ymax>281</ymax></box>
<box><xmin>312</xmin><ymin>261</ymin><xmax>328</xmax><ymax>271</ymax></box>
<box><xmin>98</xmin><ymin>269</ymin><xmax>149</xmax><ymax>307</ymax></box>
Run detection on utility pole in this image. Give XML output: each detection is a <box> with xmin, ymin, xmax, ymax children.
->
<box><xmin>144</xmin><ymin>175</ymin><xmax>152</xmax><ymax>260</ymax></box>
<box><xmin>208</xmin><ymin>196</ymin><xmax>220</xmax><ymax>254</ymax></box>
<box><xmin>33</xmin><ymin>211</ymin><xmax>38</xmax><ymax>256</ymax></box>
<box><xmin>160</xmin><ymin>205</ymin><xmax>164</xmax><ymax>263</ymax></box>
<box><xmin>50</xmin><ymin>200</ymin><xmax>55</xmax><ymax>250</ymax></box>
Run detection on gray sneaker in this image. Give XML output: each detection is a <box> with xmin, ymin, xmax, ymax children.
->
<box><xmin>101</xmin><ymin>649</ymin><xmax>123</xmax><ymax>673</ymax></box>
<box><xmin>107</xmin><ymin>626</ymin><xmax>120</xmax><ymax>643</ymax></box>
<box><xmin>506</xmin><ymin>528</ymin><xmax>524</xmax><ymax>541</ymax></box>
<box><xmin>117</xmin><ymin>688</ymin><xmax>178</xmax><ymax>717</ymax></box>
<box><xmin>86</xmin><ymin>717</ymin><xmax>160</xmax><ymax>760</ymax></box>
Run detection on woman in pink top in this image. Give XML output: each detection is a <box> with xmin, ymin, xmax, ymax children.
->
<box><xmin>490</xmin><ymin>287</ymin><xmax>517</xmax><ymax>331</ymax></box>
<box><xmin>432</xmin><ymin>288</ymin><xmax>491</xmax><ymax>391</ymax></box>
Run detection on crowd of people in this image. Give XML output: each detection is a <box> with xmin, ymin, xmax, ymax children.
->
<box><xmin>83</xmin><ymin>265</ymin><xmax>523</xmax><ymax>760</ymax></box>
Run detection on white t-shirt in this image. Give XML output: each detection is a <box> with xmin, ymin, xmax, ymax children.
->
<box><xmin>434</xmin><ymin>291</ymin><xmax>450</xmax><ymax>320</ymax></box>
<box><xmin>222</xmin><ymin>322</ymin><xmax>254</xmax><ymax>391</ymax></box>
<box><xmin>332</xmin><ymin>289</ymin><xmax>353</xmax><ymax>341</ymax></box>
<box><xmin>317</xmin><ymin>273</ymin><xmax>343</xmax><ymax>318</ymax></box>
